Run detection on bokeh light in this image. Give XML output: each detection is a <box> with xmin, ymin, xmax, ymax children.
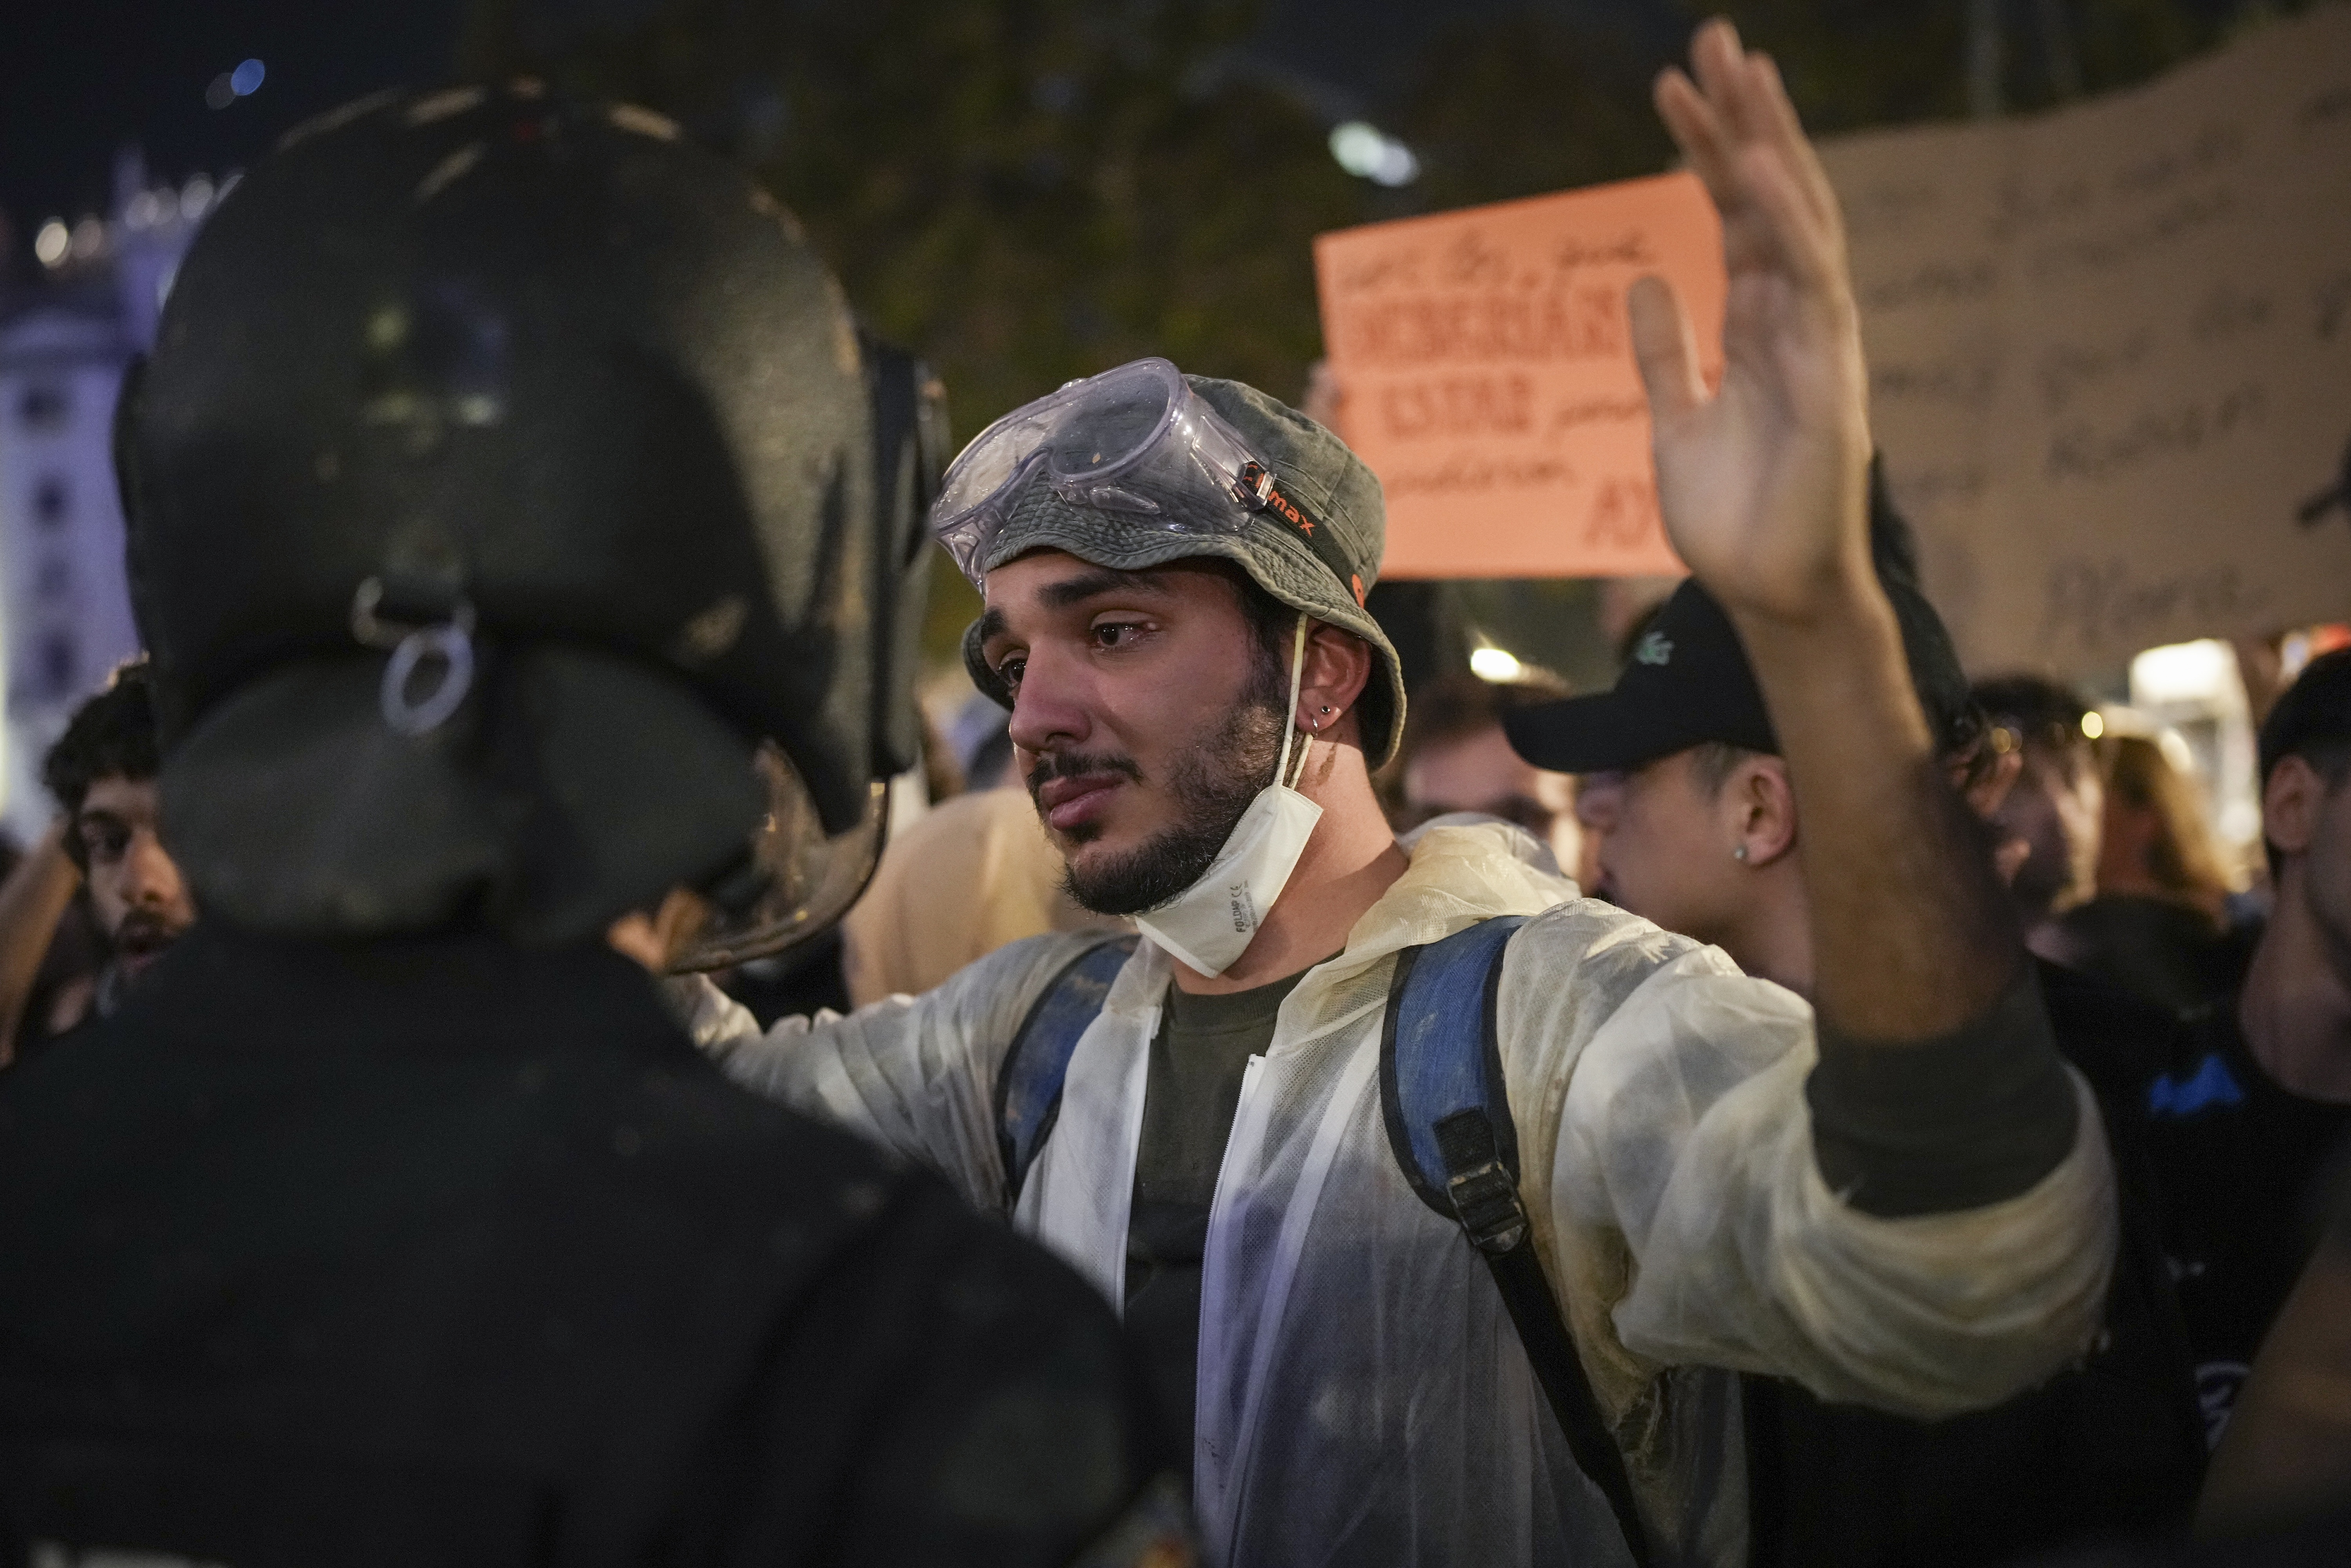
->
<box><xmin>1469</xmin><ymin>645</ymin><xmax>1524</xmax><ymax>683</ymax></box>
<box><xmin>1328</xmin><ymin>121</ymin><xmax>1420</xmax><ymax>188</ymax></box>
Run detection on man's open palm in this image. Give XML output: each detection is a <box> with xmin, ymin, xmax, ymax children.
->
<box><xmin>1633</xmin><ymin>19</ymin><xmax>1874</xmax><ymax>625</ymax></box>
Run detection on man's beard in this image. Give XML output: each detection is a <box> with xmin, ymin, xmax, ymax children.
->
<box><xmin>111</xmin><ymin>907</ymin><xmax>188</xmax><ymax>976</ymax></box>
<box><xmin>1031</xmin><ymin>682</ymin><xmax>1288</xmax><ymax>919</ymax></box>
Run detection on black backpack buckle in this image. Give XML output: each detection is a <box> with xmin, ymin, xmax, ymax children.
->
<box><xmin>1445</xmin><ymin>1157</ymin><xmax>1531</xmax><ymax>1256</ymax></box>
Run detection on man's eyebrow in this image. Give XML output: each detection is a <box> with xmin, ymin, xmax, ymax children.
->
<box><xmin>1039</xmin><ymin>568</ymin><xmax>1171</xmax><ymax>610</ymax></box>
<box><xmin>979</xmin><ymin>569</ymin><xmax>1172</xmax><ymax>646</ymax></box>
<box><xmin>75</xmin><ymin>809</ymin><xmax>127</xmax><ymax>832</ymax></box>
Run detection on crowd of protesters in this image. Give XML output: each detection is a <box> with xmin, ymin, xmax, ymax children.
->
<box><xmin>0</xmin><ymin>14</ymin><xmax>2346</xmax><ymax>1568</ymax></box>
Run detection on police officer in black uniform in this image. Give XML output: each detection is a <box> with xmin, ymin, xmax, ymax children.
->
<box><xmin>0</xmin><ymin>86</ymin><xmax>1181</xmax><ymax>1566</ymax></box>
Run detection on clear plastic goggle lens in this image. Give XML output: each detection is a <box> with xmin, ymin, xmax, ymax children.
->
<box><xmin>940</xmin><ymin>362</ymin><xmax>1179</xmax><ymax>500</ymax></box>
<box><xmin>1043</xmin><ymin>377</ymin><xmax>1176</xmax><ymax>476</ymax></box>
<box><xmin>926</xmin><ymin>360</ymin><xmax>1279</xmax><ymax>585</ymax></box>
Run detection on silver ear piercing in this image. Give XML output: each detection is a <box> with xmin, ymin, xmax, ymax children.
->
<box><xmin>1732</xmin><ymin>844</ymin><xmax>1749</xmax><ymax>862</ymax></box>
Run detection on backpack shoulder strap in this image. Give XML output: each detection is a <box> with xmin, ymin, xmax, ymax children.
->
<box><xmin>994</xmin><ymin>934</ymin><xmax>1139</xmax><ymax>1209</ymax></box>
<box><xmin>1380</xmin><ymin>915</ymin><xmax>1652</xmax><ymax>1568</ymax></box>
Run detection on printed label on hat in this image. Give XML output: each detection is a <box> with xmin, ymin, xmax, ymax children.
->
<box><xmin>1634</xmin><ymin>630</ymin><xmax>1674</xmax><ymax>666</ymax></box>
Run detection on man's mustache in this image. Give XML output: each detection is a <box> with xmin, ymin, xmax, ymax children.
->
<box><xmin>114</xmin><ymin>909</ymin><xmax>187</xmax><ymax>953</ymax></box>
<box><xmin>1025</xmin><ymin>750</ymin><xmax>1144</xmax><ymax>806</ymax></box>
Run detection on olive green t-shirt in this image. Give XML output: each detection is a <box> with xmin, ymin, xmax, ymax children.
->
<box><xmin>1122</xmin><ymin>968</ymin><xmax>1311</xmax><ymax>1479</ymax></box>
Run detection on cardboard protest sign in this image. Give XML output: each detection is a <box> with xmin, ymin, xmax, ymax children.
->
<box><xmin>1313</xmin><ymin>7</ymin><xmax>2350</xmax><ymax>672</ymax></box>
<box><xmin>1821</xmin><ymin>2</ymin><xmax>2351</xmax><ymax>673</ymax></box>
<box><xmin>1312</xmin><ymin>173</ymin><xmax>1722</xmax><ymax>578</ymax></box>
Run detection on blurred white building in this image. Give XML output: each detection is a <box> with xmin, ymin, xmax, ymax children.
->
<box><xmin>0</xmin><ymin>149</ymin><xmax>217</xmax><ymax>841</ymax></box>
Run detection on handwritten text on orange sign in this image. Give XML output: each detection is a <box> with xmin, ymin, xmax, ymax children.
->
<box><xmin>1314</xmin><ymin>173</ymin><xmax>1723</xmax><ymax>578</ymax></box>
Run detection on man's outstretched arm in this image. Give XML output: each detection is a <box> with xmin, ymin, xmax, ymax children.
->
<box><xmin>1524</xmin><ymin>25</ymin><xmax>2109</xmax><ymax>1420</ymax></box>
<box><xmin>1633</xmin><ymin>20</ymin><xmax>2081</xmax><ymax>1215</ymax></box>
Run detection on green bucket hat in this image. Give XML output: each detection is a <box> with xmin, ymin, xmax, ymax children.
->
<box><xmin>958</xmin><ymin>374</ymin><xmax>1407</xmax><ymax>766</ymax></box>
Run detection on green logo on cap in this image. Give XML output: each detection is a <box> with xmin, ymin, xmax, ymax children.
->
<box><xmin>1634</xmin><ymin>631</ymin><xmax>1674</xmax><ymax>667</ymax></box>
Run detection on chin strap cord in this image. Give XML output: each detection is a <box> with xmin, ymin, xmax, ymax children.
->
<box><xmin>1275</xmin><ymin>612</ymin><xmax>1311</xmax><ymax>790</ymax></box>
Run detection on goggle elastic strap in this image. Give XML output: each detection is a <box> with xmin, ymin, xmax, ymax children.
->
<box><xmin>1233</xmin><ymin>461</ymin><xmax>1367</xmax><ymax>610</ymax></box>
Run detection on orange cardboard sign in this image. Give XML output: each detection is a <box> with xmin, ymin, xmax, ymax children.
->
<box><xmin>1313</xmin><ymin>172</ymin><xmax>1724</xmax><ymax>578</ymax></box>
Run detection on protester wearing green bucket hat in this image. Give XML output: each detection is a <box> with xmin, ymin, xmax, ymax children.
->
<box><xmin>700</xmin><ymin>21</ymin><xmax>2116</xmax><ymax>1567</ymax></box>
<box><xmin>930</xmin><ymin>359</ymin><xmax>1413</xmax><ymax>981</ymax></box>
<box><xmin>949</xmin><ymin>365</ymin><xmax>1408</xmax><ymax>769</ymax></box>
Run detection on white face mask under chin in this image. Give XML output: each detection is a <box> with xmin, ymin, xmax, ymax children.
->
<box><xmin>1131</xmin><ymin>615</ymin><xmax>1324</xmax><ymax>978</ymax></box>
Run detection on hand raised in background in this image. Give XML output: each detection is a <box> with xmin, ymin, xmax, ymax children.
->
<box><xmin>1631</xmin><ymin>17</ymin><xmax>1876</xmax><ymax>630</ymax></box>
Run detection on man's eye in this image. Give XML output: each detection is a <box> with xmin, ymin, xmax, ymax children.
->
<box><xmin>1091</xmin><ymin>621</ymin><xmax>1143</xmax><ymax>649</ymax></box>
<box><xmin>994</xmin><ymin>656</ymin><xmax>1026</xmax><ymax>691</ymax></box>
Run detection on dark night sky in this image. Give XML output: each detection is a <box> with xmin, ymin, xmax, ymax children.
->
<box><xmin>0</xmin><ymin>1</ymin><xmax>467</xmax><ymax>264</ymax></box>
<box><xmin>1</xmin><ymin>0</ymin><xmax>1699</xmax><ymax>274</ymax></box>
<box><xmin>0</xmin><ymin>0</ymin><xmax>2262</xmax><ymax>264</ymax></box>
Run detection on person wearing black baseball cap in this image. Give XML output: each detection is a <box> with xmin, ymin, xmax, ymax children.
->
<box><xmin>1509</xmin><ymin>487</ymin><xmax>2213</xmax><ymax>1559</ymax></box>
<box><xmin>1503</xmin><ymin>468</ymin><xmax>1984</xmax><ymax>988</ymax></box>
<box><xmin>703</xmin><ymin>21</ymin><xmax>2116</xmax><ymax>1567</ymax></box>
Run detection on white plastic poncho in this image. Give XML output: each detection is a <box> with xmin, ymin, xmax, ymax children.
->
<box><xmin>699</xmin><ymin>821</ymin><xmax>2117</xmax><ymax>1568</ymax></box>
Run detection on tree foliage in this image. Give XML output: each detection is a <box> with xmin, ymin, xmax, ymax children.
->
<box><xmin>1701</xmin><ymin>0</ymin><xmax>2261</xmax><ymax>131</ymax></box>
<box><xmin>465</xmin><ymin>0</ymin><xmax>1379</xmax><ymax>444</ymax></box>
<box><xmin>458</xmin><ymin>0</ymin><xmax>2288</xmax><ymax>431</ymax></box>
<box><xmin>458</xmin><ymin>0</ymin><xmax>2297</xmax><ymax>665</ymax></box>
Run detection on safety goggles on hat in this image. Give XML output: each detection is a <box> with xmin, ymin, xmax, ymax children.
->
<box><xmin>930</xmin><ymin>356</ymin><xmax>1358</xmax><ymax>596</ymax></box>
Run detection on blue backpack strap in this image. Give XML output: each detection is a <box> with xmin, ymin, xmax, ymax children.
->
<box><xmin>994</xmin><ymin>934</ymin><xmax>1139</xmax><ymax>1209</ymax></box>
<box><xmin>1380</xmin><ymin>916</ymin><xmax>1652</xmax><ymax>1568</ymax></box>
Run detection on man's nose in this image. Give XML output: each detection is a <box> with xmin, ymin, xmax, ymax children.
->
<box><xmin>121</xmin><ymin>829</ymin><xmax>184</xmax><ymax>907</ymax></box>
<box><xmin>1005</xmin><ymin>650</ymin><xmax>1092</xmax><ymax>757</ymax></box>
<box><xmin>1575</xmin><ymin>773</ymin><xmax>1624</xmax><ymax>832</ymax></box>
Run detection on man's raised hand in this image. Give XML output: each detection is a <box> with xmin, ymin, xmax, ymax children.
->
<box><xmin>1632</xmin><ymin>18</ymin><xmax>1875</xmax><ymax>629</ymax></box>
